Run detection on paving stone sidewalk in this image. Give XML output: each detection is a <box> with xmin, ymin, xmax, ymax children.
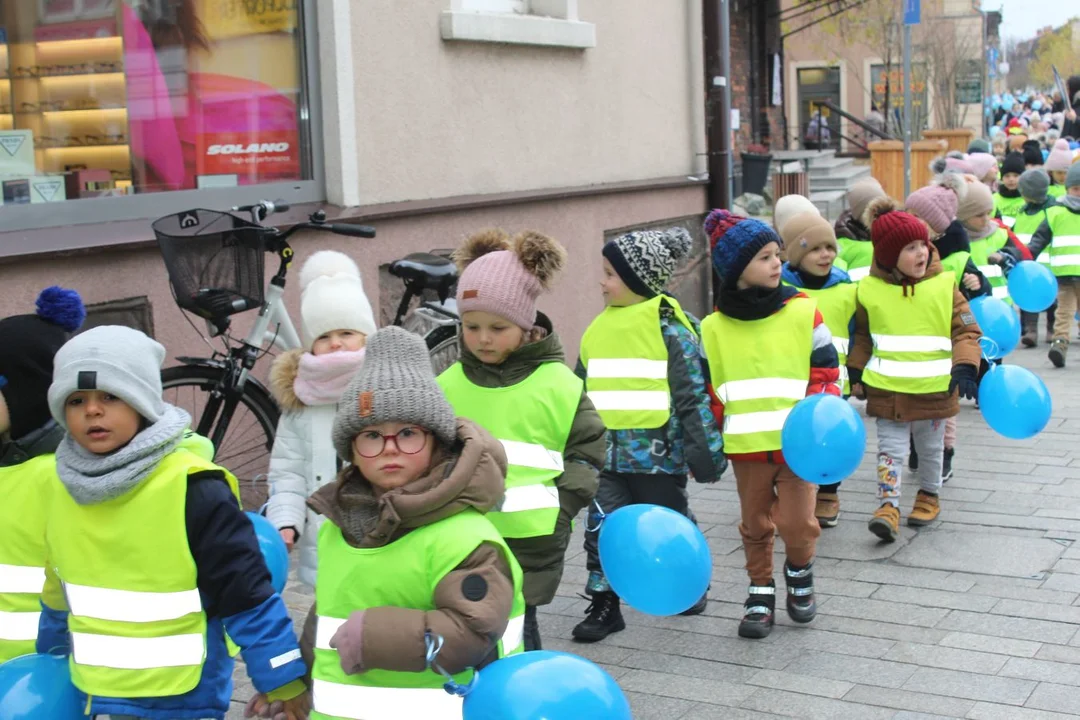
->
<box><xmin>228</xmin><ymin>340</ymin><xmax>1080</xmax><ymax>720</ymax></box>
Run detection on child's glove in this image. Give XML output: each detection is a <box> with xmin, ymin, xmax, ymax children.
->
<box><xmin>948</xmin><ymin>365</ymin><xmax>979</xmax><ymax>400</ymax></box>
<box><xmin>848</xmin><ymin>367</ymin><xmax>866</xmax><ymax>400</ymax></box>
<box><xmin>244</xmin><ymin>686</ymin><xmax>311</xmax><ymax>720</ymax></box>
<box><xmin>993</xmin><ymin>252</ymin><xmax>1017</xmax><ymax>275</ymax></box>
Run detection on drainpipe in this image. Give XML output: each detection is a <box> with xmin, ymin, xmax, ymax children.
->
<box><xmin>703</xmin><ymin>0</ymin><xmax>733</xmax><ymax>214</ymax></box>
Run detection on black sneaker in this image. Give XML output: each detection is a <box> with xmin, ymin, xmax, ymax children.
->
<box><xmin>941</xmin><ymin>447</ymin><xmax>954</xmax><ymax>484</ymax></box>
<box><xmin>784</xmin><ymin>562</ymin><xmax>816</xmax><ymax>624</ymax></box>
<box><xmin>738</xmin><ymin>582</ymin><xmax>776</xmax><ymax>639</ymax></box>
<box><xmin>572</xmin><ymin>592</ymin><xmax>625</xmax><ymax>643</ymax></box>
<box><xmin>679</xmin><ymin>592</ymin><xmax>708</xmax><ymax>616</ymax></box>
<box><xmin>909</xmin><ymin>434</ymin><xmax>919</xmax><ymax>470</ymax></box>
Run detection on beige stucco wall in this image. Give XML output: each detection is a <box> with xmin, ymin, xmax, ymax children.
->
<box><xmin>349</xmin><ymin>0</ymin><xmax>706</xmax><ymax>205</ymax></box>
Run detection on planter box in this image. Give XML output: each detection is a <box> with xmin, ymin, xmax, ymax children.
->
<box><xmin>868</xmin><ymin>139</ymin><xmax>948</xmax><ymax>201</ymax></box>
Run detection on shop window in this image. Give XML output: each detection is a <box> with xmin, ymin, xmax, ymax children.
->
<box><xmin>80</xmin><ymin>294</ymin><xmax>155</xmax><ymax>336</ymax></box>
<box><xmin>0</xmin><ymin>0</ymin><xmax>317</xmax><ymax>232</ymax></box>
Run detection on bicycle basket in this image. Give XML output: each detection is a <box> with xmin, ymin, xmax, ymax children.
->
<box><xmin>153</xmin><ymin>209</ymin><xmax>270</xmax><ymax>321</ymax></box>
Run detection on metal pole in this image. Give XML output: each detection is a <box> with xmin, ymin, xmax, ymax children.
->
<box><xmin>903</xmin><ymin>22</ymin><xmax>912</xmax><ymax>199</ymax></box>
<box><xmin>720</xmin><ymin>0</ymin><xmax>734</xmax><ymax>204</ymax></box>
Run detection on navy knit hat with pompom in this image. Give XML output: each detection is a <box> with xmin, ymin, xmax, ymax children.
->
<box><xmin>704</xmin><ymin>209</ymin><xmax>782</xmax><ymax>287</ymax></box>
<box><xmin>0</xmin><ymin>287</ymin><xmax>85</xmax><ymax>440</ymax></box>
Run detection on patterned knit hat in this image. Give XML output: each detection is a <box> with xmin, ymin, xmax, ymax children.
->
<box><xmin>1019</xmin><ymin>168</ymin><xmax>1050</xmax><ymax>203</ymax></box>
<box><xmin>1001</xmin><ymin>151</ymin><xmax>1026</xmax><ymax>176</ymax></box>
<box><xmin>332</xmin><ymin>326</ymin><xmax>457</xmax><ymax>462</ymax></box>
<box><xmin>905</xmin><ymin>175</ymin><xmax>966</xmax><ymax>234</ymax></box>
<box><xmin>866</xmin><ymin>198</ymin><xmax>931</xmax><ymax>271</ymax></box>
<box><xmin>781</xmin><ymin>212</ymin><xmax>837</xmax><ymax>269</ymax></box>
<box><xmin>1045</xmin><ymin>139</ymin><xmax>1074</xmax><ymax>172</ymax></box>
<box><xmin>454</xmin><ymin>229</ymin><xmax>566</xmax><ymax>331</ymax></box>
<box><xmin>602</xmin><ymin>228</ymin><xmax>693</xmax><ymax>298</ymax></box>
<box><xmin>705</xmin><ymin>209</ymin><xmax>781</xmax><ymax>286</ymax></box>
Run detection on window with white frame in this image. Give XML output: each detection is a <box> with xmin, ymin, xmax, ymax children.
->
<box><xmin>442</xmin><ymin>0</ymin><xmax>596</xmax><ymax>49</ymax></box>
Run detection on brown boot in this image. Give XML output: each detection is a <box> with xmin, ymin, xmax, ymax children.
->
<box><xmin>868</xmin><ymin>503</ymin><xmax>900</xmax><ymax>542</ymax></box>
<box><xmin>908</xmin><ymin>490</ymin><xmax>941</xmax><ymax>526</ymax></box>
<box><xmin>815</xmin><ymin>492</ymin><xmax>840</xmax><ymax>528</ymax></box>
<box><xmin>1021</xmin><ymin>311</ymin><xmax>1038</xmax><ymax>348</ymax></box>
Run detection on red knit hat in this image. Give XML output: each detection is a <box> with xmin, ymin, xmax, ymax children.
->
<box><xmin>866</xmin><ymin>197</ymin><xmax>930</xmax><ymax>271</ymax></box>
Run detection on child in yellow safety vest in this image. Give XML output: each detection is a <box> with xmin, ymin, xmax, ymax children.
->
<box><xmin>701</xmin><ymin>211</ymin><xmax>841</xmax><ymax>640</ymax></box>
<box><xmin>436</xmin><ymin>229</ymin><xmax>604</xmax><ymax>652</ymax></box>
<box><xmin>1026</xmin><ymin>162</ymin><xmax>1080</xmax><ymax>368</ymax></box>
<box><xmin>993</xmin><ymin>152</ymin><xmax>1026</xmax><ymax>226</ymax></box>
<box><xmin>847</xmin><ymin>200</ymin><xmax>982</xmax><ymax>543</ymax></box>
<box><xmin>574</xmin><ymin>227</ymin><xmax>726</xmax><ymax>643</ymax></box>
<box><xmin>38</xmin><ymin>326</ymin><xmax>308</xmax><ymax>720</ymax></box>
<box><xmin>1045</xmin><ymin>139</ymin><xmax>1074</xmax><ymax>199</ymax></box>
<box><xmin>300</xmin><ymin>326</ymin><xmax>526</xmax><ymax>718</ymax></box>
<box><xmin>778</xmin><ymin>211</ymin><xmax>856</xmax><ymax>529</ymax></box>
<box><xmin>1014</xmin><ymin>169</ymin><xmax>1059</xmax><ymax>346</ymax></box>
<box><xmin>0</xmin><ymin>287</ymin><xmax>84</xmax><ymax>664</ymax></box>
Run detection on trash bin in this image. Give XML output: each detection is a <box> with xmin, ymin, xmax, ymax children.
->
<box><xmin>772</xmin><ymin>170</ymin><xmax>809</xmax><ymax>202</ymax></box>
<box><xmin>741</xmin><ymin>152</ymin><xmax>773</xmax><ymax>197</ymax></box>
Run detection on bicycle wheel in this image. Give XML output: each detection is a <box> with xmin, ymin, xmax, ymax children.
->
<box><xmin>426</xmin><ymin>324</ymin><xmax>460</xmax><ymax>375</ymax></box>
<box><xmin>161</xmin><ymin>364</ymin><xmax>280</xmax><ymax>510</ymax></box>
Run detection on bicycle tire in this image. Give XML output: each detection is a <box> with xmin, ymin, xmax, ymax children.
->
<box><xmin>425</xmin><ymin>323</ymin><xmax>460</xmax><ymax>375</ymax></box>
<box><xmin>161</xmin><ymin>364</ymin><xmax>280</xmax><ymax>511</ymax></box>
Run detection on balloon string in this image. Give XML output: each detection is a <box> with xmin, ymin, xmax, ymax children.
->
<box><xmin>585</xmin><ymin>500</ymin><xmax>607</xmax><ymax>533</ymax></box>
<box><xmin>428</xmin><ymin>631</ymin><xmax>478</xmax><ymax>697</ymax></box>
<box><xmin>980</xmin><ymin>336</ymin><xmax>1001</xmax><ymax>364</ymax></box>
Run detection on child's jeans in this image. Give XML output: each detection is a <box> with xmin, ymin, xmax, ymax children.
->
<box><xmin>583</xmin><ymin>471</ymin><xmax>691</xmax><ymax>593</ymax></box>
<box><xmin>877</xmin><ymin>417</ymin><xmax>947</xmax><ymax>506</ymax></box>
<box><xmin>733</xmin><ymin>461</ymin><xmax>820</xmax><ymax>585</ymax></box>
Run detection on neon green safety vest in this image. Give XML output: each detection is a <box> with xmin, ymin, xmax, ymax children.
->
<box><xmin>699</xmin><ymin>297</ymin><xmax>815</xmax><ymax>455</ymax></box>
<box><xmin>969</xmin><ymin>227</ymin><xmax>1011</xmax><ymax>302</ymax></box>
<box><xmin>311</xmin><ymin>509</ymin><xmax>525</xmax><ymax>720</ymax></box>
<box><xmin>858</xmin><ymin>272</ymin><xmax>955</xmax><ymax>395</ymax></box>
<box><xmin>1044</xmin><ymin>205</ymin><xmax>1080</xmax><ymax>277</ymax></box>
<box><xmin>579</xmin><ymin>295</ymin><xmax>695</xmax><ymax>430</ymax></box>
<box><xmin>1049</xmin><ymin>184</ymin><xmax>1066</xmax><ymax>200</ymax></box>
<box><xmin>438</xmin><ymin>362</ymin><xmax>579</xmax><ymax>539</ymax></box>
<box><xmin>994</xmin><ymin>193</ymin><xmax>1025</xmax><ymax>225</ymax></box>
<box><xmin>938</xmin><ymin>250</ymin><xmax>971</xmax><ymax>286</ymax></box>
<box><xmin>45</xmin><ymin>449</ymin><xmax>239</xmax><ymax>698</ymax></box>
<box><xmin>1013</xmin><ymin>206</ymin><xmax>1053</xmax><ymax>268</ymax></box>
<box><xmin>799</xmin><ymin>283</ymin><xmax>856</xmax><ymax>396</ymax></box>
<box><xmin>836</xmin><ymin>238</ymin><xmax>873</xmax><ymax>282</ymax></box>
<box><xmin>0</xmin><ymin>455</ymin><xmax>54</xmax><ymax>662</ymax></box>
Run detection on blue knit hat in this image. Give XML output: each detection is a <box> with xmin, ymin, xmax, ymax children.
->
<box><xmin>704</xmin><ymin>210</ymin><xmax>782</xmax><ymax>287</ymax></box>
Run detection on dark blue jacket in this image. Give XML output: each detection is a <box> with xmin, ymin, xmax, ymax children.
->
<box><xmin>38</xmin><ymin>471</ymin><xmax>304</xmax><ymax>720</ymax></box>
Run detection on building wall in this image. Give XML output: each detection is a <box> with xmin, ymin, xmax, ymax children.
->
<box><xmin>350</xmin><ymin>0</ymin><xmax>707</xmax><ymax>205</ymax></box>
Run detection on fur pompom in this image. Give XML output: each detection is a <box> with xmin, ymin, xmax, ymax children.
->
<box><xmin>299</xmin><ymin>250</ymin><xmax>361</xmax><ymax>292</ymax></box>
<box><xmin>936</xmin><ymin>171</ymin><xmax>969</xmax><ymax>201</ymax></box>
<box><xmin>453</xmin><ymin>229</ymin><xmax>511</xmax><ymax>272</ymax></box>
<box><xmin>36</xmin><ymin>286</ymin><xmax>85</xmax><ymax>332</ymax></box>
<box><xmin>862</xmin><ymin>196</ymin><xmax>899</xmax><ymax>228</ymax></box>
<box><xmin>513</xmin><ymin>230</ymin><xmax>566</xmax><ymax>289</ymax></box>
<box><xmin>929</xmin><ymin>156</ymin><xmax>949</xmax><ymax>175</ymax></box>
<box><xmin>658</xmin><ymin>227</ymin><xmax>693</xmax><ymax>262</ymax></box>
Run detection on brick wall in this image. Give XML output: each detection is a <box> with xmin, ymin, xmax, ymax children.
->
<box><xmin>730</xmin><ymin>0</ymin><xmax>786</xmax><ymax>156</ymax></box>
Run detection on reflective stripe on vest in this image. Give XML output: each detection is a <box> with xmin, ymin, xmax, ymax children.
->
<box><xmin>46</xmin><ymin>449</ymin><xmax>240</xmax><ymax>696</ymax></box>
<box><xmin>847</xmin><ymin>265</ymin><xmax>870</xmax><ymax>281</ymax></box>
<box><xmin>978</xmin><ymin>264</ymin><xmax>1003</xmax><ymax>278</ymax></box>
<box><xmin>857</xmin><ymin>272</ymin><xmax>954</xmax><ymax>394</ymax></box>
<box><xmin>700</xmin><ymin>298</ymin><xmax>814</xmax><ymax>454</ymax></box>
<box><xmin>437</xmin><ymin>362</ymin><xmax>580</xmax><ymax>539</ymax></box>
<box><xmin>312</xmin><ymin>678</ymin><xmax>461</xmax><ymax>720</ymax></box>
<box><xmin>798</xmin><ymin>281</ymin><xmax>857</xmax><ymax>395</ymax></box>
<box><xmin>1001</xmin><ymin>215</ymin><xmax>1017</xmax><ymax>227</ymax></box>
<box><xmin>311</xmin><ymin>509</ymin><xmax>526</xmax><ymax>720</ymax></box>
<box><xmin>0</xmin><ymin>455</ymin><xmax>56</xmax><ymax>662</ymax></box>
<box><xmin>579</xmin><ymin>295</ymin><xmax>696</xmax><ymax>430</ymax></box>
<box><xmin>1045</xmin><ymin>206</ymin><xmax>1080</xmax><ymax>276</ymax></box>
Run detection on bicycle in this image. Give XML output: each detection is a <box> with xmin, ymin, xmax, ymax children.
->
<box><xmin>153</xmin><ymin>200</ymin><xmax>461</xmax><ymax>508</ymax></box>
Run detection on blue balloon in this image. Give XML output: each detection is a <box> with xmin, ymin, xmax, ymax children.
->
<box><xmin>463</xmin><ymin>651</ymin><xmax>631</xmax><ymax>720</ymax></box>
<box><xmin>1008</xmin><ymin>261</ymin><xmax>1058</xmax><ymax>312</ymax></box>
<box><xmin>246</xmin><ymin>512</ymin><xmax>289</xmax><ymax>592</ymax></box>
<box><xmin>0</xmin><ymin>653</ymin><xmax>81</xmax><ymax>720</ymax></box>
<box><xmin>598</xmin><ymin>505</ymin><xmax>711</xmax><ymax>616</ymax></box>
<box><xmin>969</xmin><ymin>296</ymin><xmax>1020</xmax><ymax>359</ymax></box>
<box><xmin>1032</xmin><ymin>99</ymin><xmax>1043</xmax><ymax>111</ymax></box>
<box><xmin>781</xmin><ymin>394</ymin><xmax>867</xmax><ymax>485</ymax></box>
<box><xmin>979</xmin><ymin>365</ymin><xmax>1052</xmax><ymax>439</ymax></box>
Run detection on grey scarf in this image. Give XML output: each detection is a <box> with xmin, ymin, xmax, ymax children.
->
<box><xmin>1061</xmin><ymin>195</ymin><xmax>1080</xmax><ymax>213</ymax></box>
<box><xmin>55</xmin><ymin>404</ymin><xmax>191</xmax><ymax>505</ymax></box>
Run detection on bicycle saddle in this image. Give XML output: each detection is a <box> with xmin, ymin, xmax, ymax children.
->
<box><xmin>389</xmin><ymin>253</ymin><xmax>458</xmax><ymax>290</ymax></box>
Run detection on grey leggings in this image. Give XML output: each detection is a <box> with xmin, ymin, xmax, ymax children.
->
<box><xmin>876</xmin><ymin>417</ymin><xmax>947</xmax><ymax>505</ymax></box>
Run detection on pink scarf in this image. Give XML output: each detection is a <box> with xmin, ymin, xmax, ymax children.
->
<box><xmin>293</xmin><ymin>349</ymin><xmax>366</xmax><ymax>407</ymax></box>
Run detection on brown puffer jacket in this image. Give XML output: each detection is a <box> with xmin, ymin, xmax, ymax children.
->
<box><xmin>300</xmin><ymin>419</ymin><xmax>517</xmax><ymax>678</ymax></box>
<box><xmin>847</xmin><ymin>248</ymin><xmax>983</xmax><ymax>422</ymax></box>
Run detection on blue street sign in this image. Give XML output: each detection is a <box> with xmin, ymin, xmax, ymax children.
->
<box><xmin>988</xmin><ymin>47</ymin><xmax>998</xmax><ymax>77</ymax></box>
<box><xmin>904</xmin><ymin>0</ymin><xmax>920</xmax><ymax>25</ymax></box>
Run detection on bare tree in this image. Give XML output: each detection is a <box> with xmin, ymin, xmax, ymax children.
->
<box><xmin>920</xmin><ymin>18</ymin><xmax>983</xmax><ymax>128</ymax></box>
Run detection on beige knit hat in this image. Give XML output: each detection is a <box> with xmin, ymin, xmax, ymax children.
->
<box><xmin>956</xmin><ymin>181</ymin><xmax>994</xmax><ymax>221</ymax></box>
<box><xmin>781</xmin><ymin>212</ymin><xmax>838</xmax><ymax>269</ymax></box>
<box><xmin>773</xmin><ymin>194</ymin><xmax>819</xmax><ymax>236</ymax></box>
<box><xmin>846</xmin><ymin>177</ymin><xmax>887</xmax><ymax>223</ymax></box>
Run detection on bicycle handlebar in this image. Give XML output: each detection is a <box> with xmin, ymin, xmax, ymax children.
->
<box><xmin>326</xmin><ymin>223</ymin><xmax>376</xmax><ymax>238</ymax></box>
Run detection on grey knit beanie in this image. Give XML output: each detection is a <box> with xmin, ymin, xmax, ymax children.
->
<box><xmin>1019</xmin><ymin>169</ymin><xmax>1050</xmax><ymax>203</ymax></box>
<box><xmin>332</xmin><ymin>326</ymin><xmax>457</xmax><ymax>462</ymax></box>
<box><xmin>48</xmin><ymin>326</ymin><xmax>167</xmax><ymax>428</ymax></box>
<box><xmin>1067</xmin><ymin>162</ymin><xmax>1080</xmax><ymax>189</ymax></box>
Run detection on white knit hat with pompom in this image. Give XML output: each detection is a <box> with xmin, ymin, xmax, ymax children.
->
<box><xmin>299</xmin><ymin>251</ymin><xmax>376</xmax><ymax>350</ymax></box>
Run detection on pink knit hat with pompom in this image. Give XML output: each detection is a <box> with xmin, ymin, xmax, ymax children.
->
<box><xmin>1045</xmin><ymin>139</ymin><xmax>1074</xmax><ymax>172</ymax></box>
